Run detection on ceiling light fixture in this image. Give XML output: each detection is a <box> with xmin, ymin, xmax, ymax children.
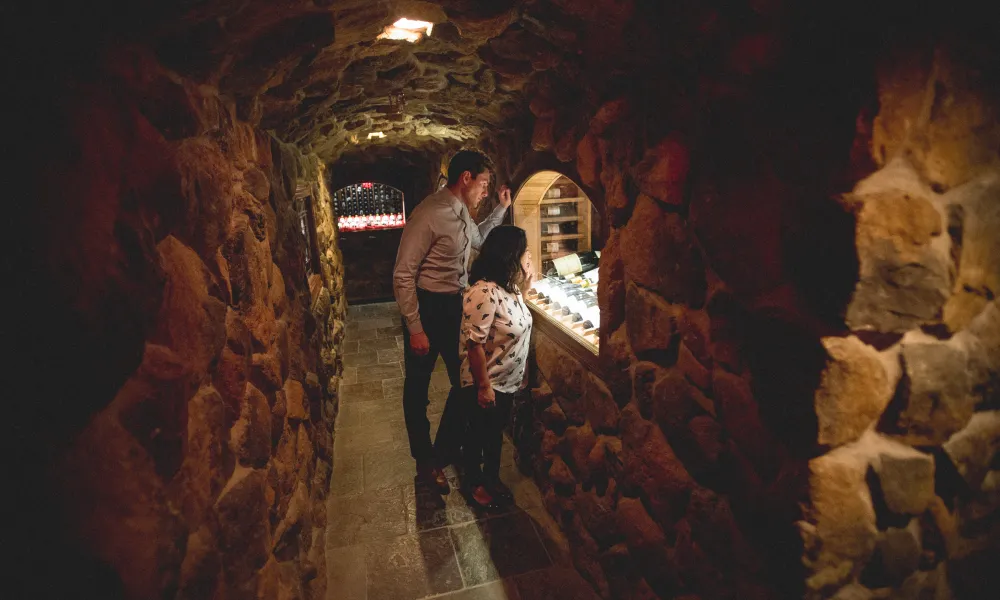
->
<box><xmin>367</xmin><ymin>131</ymin><xmax>385</xmax><ymax>140</ymax></box>
<box><xmin>376</xmin><ymin>18</ymin><xmax>434</xmax><ymax>43</ymax></box>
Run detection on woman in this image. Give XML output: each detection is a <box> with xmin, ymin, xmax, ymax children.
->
<box><xmin>459</xmin><ymin>225</ymin><xmax>535</xmax><ymax>509</ymax></box>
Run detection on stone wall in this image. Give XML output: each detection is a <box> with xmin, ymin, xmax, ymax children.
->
<box><xmin>800</xmin><ymin>39</ymin><xmax>1000</xmax><ymax>600</ymax></box>
<box><xmin>492</xmin><ymin>12</ymin><xmax>999</xmax><ymax>600</ymax></box>
<box><xmin>19</xmin><ymin>46</ymin><xmax>344</xmax><ymax>599</ymax></box>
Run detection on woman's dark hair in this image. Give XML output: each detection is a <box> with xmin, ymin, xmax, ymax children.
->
<box><xmin>469</xmin><ymin>225</ymin><xmax>528</xmax><ymax>294</ymax></box>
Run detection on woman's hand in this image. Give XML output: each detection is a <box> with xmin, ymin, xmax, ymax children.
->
<box><xmin>477</xmin><ymin>385</ymin><xmax>496</xmax><ymax>408</ymax></box>
<box><xmin>520</xmin><ymin>249</ymin><xmax>536</xmax><ymax>292</ymax></box>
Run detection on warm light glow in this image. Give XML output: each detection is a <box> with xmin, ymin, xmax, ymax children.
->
<box><xmin>376</xmin><ymin>18</ymin><xmax>434</xmax><ymax>42</ymax></box>
<box><xmin>367</xmin><ymin>131</ymin><xmax>385</xmax><ymax>140</ymax></box>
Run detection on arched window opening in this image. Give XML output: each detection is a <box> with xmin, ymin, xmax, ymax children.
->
<box><xmin>513</xmin><ymin>171</ymin><xmax>601</xmax><ymax>353</ymax></box>
<box><xmin>332</xmin><ymin>182</ymin><xmax>406</xmax><ymax>232</ymax></box>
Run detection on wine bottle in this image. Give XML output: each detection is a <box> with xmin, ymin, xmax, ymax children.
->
<box><xmin>549</xmin><ymin>251</ymin><xmax>600</xmax><ymax>277</ymax></box>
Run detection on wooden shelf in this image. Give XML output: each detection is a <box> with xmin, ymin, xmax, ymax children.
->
<box><xmin>540</xmin><ymin>215</ymin><xmax>584</xmax><ymax>223</ymax></box>
<box><xmin>539</xmin><ymin>197</ymin><xmax>587</xmax><ymax>205</ymax></box>
<box><xmin>541</xmin><ymin>233</ymin><xmax>586</xmax><ymax>241</ymax></box>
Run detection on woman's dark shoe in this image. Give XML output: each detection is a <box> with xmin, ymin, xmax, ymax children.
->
<box><xmin>418</xmin><ymin>465</ymin><xmax>451</xmax><ymax>495</ymax></box>
<box><xmin>486</xmin><ymin>479</ymin><xmax>515</xmax><ymax>505</ymax></box>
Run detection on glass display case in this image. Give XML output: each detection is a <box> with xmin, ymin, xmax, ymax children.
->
<box><xmin>332</xmin><ymin>182</ymin><xmax>406</xmax><ymax>231</ymax></box>
<box><xmin>513</xmin><ymin>171</ymin><xmax>602</xmax><ymax>354</ymax></box>
<box><xmin>524</xmin><ymin>265</ymin><xmax>601</xmax><ymax>352</ymax></box>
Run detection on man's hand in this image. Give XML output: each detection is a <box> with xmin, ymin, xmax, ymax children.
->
<box><xmin>409</xmin><ymin>331</ymin><xmax>431</xmax><ymax>356</ymax></box>
<box><xmin>498</xmin><ymin>184</ymin><xmax>512</xmax><ymax>209</ymax></box>
<box><xmin>477</xmin><ymin>384</ymin><xmax>496</xmax><ymax>408</ymax></box>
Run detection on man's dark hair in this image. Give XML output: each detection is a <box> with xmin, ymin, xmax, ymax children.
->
<box><xmin>469</xmin><ymin>225</ymin><xmax>528</xmax><ymax>294</ymax></box>
<box><xmin>447</xmin><ymin>150</ymin><xmax>494</xmax><ymax>186</ymax></box>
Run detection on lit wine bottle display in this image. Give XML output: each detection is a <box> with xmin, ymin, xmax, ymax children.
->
<box><xmin>334</xmin><ymin>182</ymin><xmax>406</xmax><ymax>231</ymax></box>
<box><xmin>547</xmin><ymin>251</ymin><xmax>599</xmax><ymax>277</ymax></box>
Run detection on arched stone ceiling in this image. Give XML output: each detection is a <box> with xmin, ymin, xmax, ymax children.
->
<box><xmin>131</xmin><ymin>0</ymin><xmax>677</xmax><ymax>161</ymax></box>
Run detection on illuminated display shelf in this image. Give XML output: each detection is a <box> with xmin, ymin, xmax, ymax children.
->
<box><xmin>333</xmin><ymin>182</ymin><xmax>406</xmax><ymax>232</ymax></box>
<box><xmin>525</xmin><ymin>274</ymin><xmax>600</xmax><ymax>354</ymax></box>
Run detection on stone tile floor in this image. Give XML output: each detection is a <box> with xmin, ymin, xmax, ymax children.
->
<box><xmin>326</xmin><ymin>302</ymin><xmax>598</xmax><ymax>600</ymax></box>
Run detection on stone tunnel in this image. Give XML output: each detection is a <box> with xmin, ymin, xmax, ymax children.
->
<box><xmin>7</xmin><ymin>0</ymin><xmax>999</xmax><ymax>599</ymax></box>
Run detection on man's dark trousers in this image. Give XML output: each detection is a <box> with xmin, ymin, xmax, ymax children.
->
<box><xmin>402</xmin><ymin>288</ymin><xmax>466</xmax><ymax>468</ymax></box>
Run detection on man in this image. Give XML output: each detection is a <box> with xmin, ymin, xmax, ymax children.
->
<box><xmin>393</xmin><ymin>150</ymin><xmax>512</xmax><ymax>494</ymax></box>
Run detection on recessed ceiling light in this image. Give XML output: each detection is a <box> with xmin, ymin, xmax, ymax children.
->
<box><xmin>377</xmin><ymin>18</ymin><xmax>434</xmax><ymax>43</ymax></box>
<box><xmin>367</xmin><ymin>131</ymin><xmax>385</xmax><ymax>140</ymax></box>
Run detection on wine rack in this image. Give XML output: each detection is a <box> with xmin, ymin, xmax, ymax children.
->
<box><xmin>332</xmin><ymin>182</ymin><xmax>406</xmax><ymax>232</ymax></box>
<box><xmin>512</xmin><ymin>172</ymin><xmax>593</xmax><ymax>269</ymax></box>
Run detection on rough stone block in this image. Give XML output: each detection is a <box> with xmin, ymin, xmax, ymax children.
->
<box><xmin>625</xmin><ymin>281</ymin><xmax>679</xmax><ymax>358</ymax></box>
<box><xmin>815</xmin><ymin>336</ymin><xmax>893</xmax><ymax>447</ymax></box>
<box><xmin>962</xmin><ymin>300</ymin><xmax>1000</xmax><ymax>408</ymax></box>
<box><xmin>685</xmin><ymin>487</ymin><xmax>752</xmax><ymax>570</ymax></box>
<box><xmin>216</xmin><ymin>467</ymin><xmax>271</xmax><ymax>589</ymax></box>
<box><xmin>620</xmin><ymin>405</ymin><xmax>695</xmax><ymax>526</ymax></box>
<box><xmin>877</xmin><ymin>520</ymin><xmax>922</xmax><ymax>585</ymax></box>
<box><xmin>598</xmin><ymin>229</ymin><xmax>626</xmax><ymax>335</ymax></box>
<box><xmin>631</xmin><ymin>361</ymin><xmax>665</xmax><ymax>420</ymax></box>
<box><xmin>945</xmin><ymin>180</ymin><xmax>1000</xmax><ymax>332</ymax></box>
<box><xmin>535</xmin><ymin>333</ymin><xmax>586</xmax><ymax>401</ymax></box>
<box><xmin>615</xmin><ymin>497</ymin><xmax>678</xmax><ymax>596</ymax></box>
<box><xmin>284</xmin><ymin>379</ymin><xmax>308</xmax><ymax>421</ymax></box>
<box><xmin>712</xmin><ymin>370</ymin><xmax>776</xmax><ymax>477</ymax></box>
<box><xmin>583</xmin><ymin>372</ymin><xmax>620</xmax><ymax>433</ymax></box>
<box><xmin>168</xmin><ymin>385</ymin><xmax>230</xmax><ymax>527</ymax></box>
<box><xmin>846</xmin><ymin>252</ymin><xmax>951</xmax><ymax>334</ymax></box>
<box><xmin>532</xmin><ymin>116</ymin><xmax>556</xmax><ymax>151</ymax></box>
<box><xmin>586</xmin><ymin>436</ymin><xmax>619</xmax><ymax>486</ymax></box>
<box><xmin>176</xmin><ymin>526</ymin><xmax>221</xmax><ymax>600</ymax></box>
<box><xmin>907</xmin><ymin>50</ymin><xmax>1000</xmax><ymax>190</ymax></box>
<box><xmin>565</xmin><ymin>423</ymin><xmax>597</xmax><ymax>484</ymax></box>
<box><xmin>154</xmin><ymin>236</ymin><xmax>228</xmax><ymax>376</ymax></box>
<box><xmin>942</xmin><ymin>410</ymin><xmax>1000</xmax><ymax>489</ymax></box>
<box><xmin>230</xmin><ymin>383</ymin><xmax>272</xmax><ymax>468</ymax></box>
<box><xmin>688</xmin><ymin>416</ymin><xmax>725</xmax><ymax>466</ymax></box>
<box><xmin>677</xmin><ymin>342</ymin><xmax>711</xmax><ymax>391</ymax></box>
<box><xmin>577</xmin><ymin>482</ymin><xmax>621</xmax><ymax>549</ymax></box>
<box><xmin>884</xmin><ymin>341</ymin><xmax>973</xmax><ymax>444</ymax></box>
<box><xmin>549</xmin><ymin>456</ymin><xmax>577</xmax><ymax>493</ymax></box>
<box><xmin>805</xmin><ymin>447</ymin><xmax>878</xmax><ymax>593</ymax></box>
<box><xmin>576</xmin><ymin>131</ymin><xmax>601</xmax><ymax>188</ymax></box>
<box><xmin>873</xmin><ymin>449</ymin><xmax>935</xmax><ymax>515</ymax></box>
<box><xmin>590</xmin><ymin>98</ymin><xmax>629</xmax><ymax>136</ymax></box>
<box><xmin>174</xmin><ymin>139</ymin><xmax>238</xmax><ymax>259</ymax></box>
<box><xmin>603</xmin><ymin>324</ymin><xmax>633</xmax><ymax>404</ymax></box>
<box><xmin>621</xmin><ymin>195</ymin><xmax>706</xmax><ymax>307</ymax></box>
<box><xmin>630</xmin><ymin>134</ymin><xmax>690</xmax><ymax>205</ymax></box>
<box><xmin>855</xmin><ymin>190</ymin><xmax>942</xmax><ymax>260</ymax></box>
<box><xmin>677</xmin><ymin>308</ymin><xmax>710</xmax><ymax>365</ymax></box>
<box><xmin>652</xmin><ymin>369</ymin><xmax>712</xmax><ymax>436</ymax></box>
<box><xmin>541</xmin><ymin>401</ymin><xmax>568</xmax><ymax>433</ymax></box>
<box><xmin>673</xmin><ymin>517</ymin><xmax>734</xmax><ymax>599</ymax></box>
<box><xmin>251</xmin><ymin>352</ymin><xmax>283</xmax><ymax>393</ymax></box>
